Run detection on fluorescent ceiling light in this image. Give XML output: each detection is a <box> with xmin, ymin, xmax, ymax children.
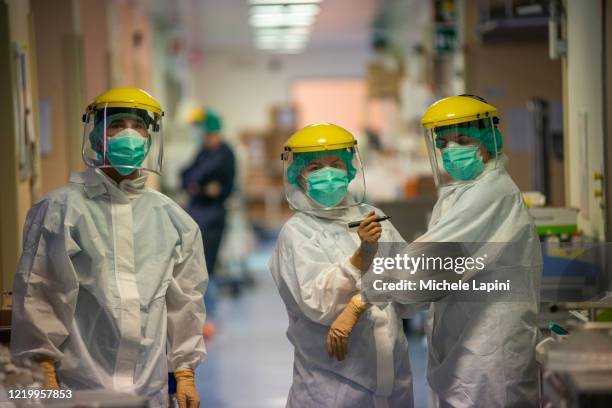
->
<box><xmin>255</xmin><ymin>37</ymin><xmax>309</xmax><ymax>45</ymax></box>
<box><xmin>249</xmin><ymin>13</ymin><xmax>315</xmax><ymax>27</ymax></box>
<box><xmin>254</xmin><ymin>42</ymin><xmax>306</xmax><ymax>49</ymax></box>
<box><xmin>255</xmin><ymin>45</ymin><xmax>306</xmax><ymax>54</ymax></box>
<box><xmin>250</xmin><ymin>4</ymin><xmax>320</xmax><ymax>16</ymax></box>
<box><xmin>255</xmin><ymin>42</ymin><xmax>307</xmax><ymax>52</ymax></box>
<box><xmin>254</xmin><ymin>31</ymin><xmax>310</xmax><ymax>40</ymax></box>
<box><xmin>255</xmin><ymin>42</ymin><xmax>308</xmax><ymax>49</ymax></box>
<box><xmin>255</xmin><ymin>38</ymin><xmax>309</xmax><ymax>45</ymax></box>
<box><xmin>254</xmin><ymin>40</ymin><xmax>307</xmax><ymax>52</ymax></box>
<box><xmin>255</xmin><ymin>27</ymin><xmax>311</xmax><ymax>36</ymax></box>
<box><xmin>249</xmin><ymin>0</ymin><xmax>317</xmax><ymax>53</ymax></box>
<box><xmin>249</xmin><ymin>0</ymin><xmax>321</xmax><ymax>4</ymax></box>
<box><xmin>250</xmin><ymin>13</ymin><xmax>317</xmax><ymax>22</ymax></box>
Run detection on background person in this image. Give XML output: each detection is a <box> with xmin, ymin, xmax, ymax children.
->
<box><xmin>181</xmin><ymin>107</ymin><xmax>236</xmax><ymax>337</ymax></box>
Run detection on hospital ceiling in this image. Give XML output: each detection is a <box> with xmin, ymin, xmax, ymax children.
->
<box><xmin>152</xmin><ymin>0</ymin><xmax>429</xmax><ymax>55</ymax></box>
<box><xmin>156</xmin><ymin>0</ymin><xmax>380</xmax><ymax>52</ymax></box>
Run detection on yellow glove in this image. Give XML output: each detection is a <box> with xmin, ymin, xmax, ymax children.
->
<box><xmin>38</xmin><ymin>358</ymin><xmax>60</xmax><ymax>389</ymax></box>
<box><xmin>175</xmin><ymin>369</ymin><xmax>200</xmax><ymax>408</ymax></box>
<box><xmin>327</xmin><ymin>294</ymin><xmax>368</xmax><ymax>361</ymax></box>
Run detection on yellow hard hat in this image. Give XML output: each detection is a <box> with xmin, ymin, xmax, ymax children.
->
<box><xmin>187</xmin><ymin>106</ymin><xmax>206</xmax><ymax>123</ymax></box>
<box><xmin>284</xmin><ymin>123</ymin><xmax>356</xmax><ymax>153</ymax></box>
<box><xmin>421</xmin><ymin>95</ymin><xmax>497</xmax><ymax>129</ymax></box>
<box><xmin>86</xmin><ymin>87</ymin><xmax>163</xmax><ymax>116</ymax></box>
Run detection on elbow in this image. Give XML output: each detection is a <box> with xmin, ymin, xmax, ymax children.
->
<box><xmin>298</xmin><ymin>290</ymin><xmax>350</xmax><ymax>325</ymax></box>
<box><xmin>298</xmin><ymin>303</ymin><xmax>337</xmax><ymax>326</ymax></box>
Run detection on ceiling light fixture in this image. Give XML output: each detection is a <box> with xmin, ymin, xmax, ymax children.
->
<box><xmin>249</xmin><ymin>4</ymin><xmax>320</xmax><ymax>16</ymax></box>
<box><xmin>248</xmin><ymin>0</ymin><xmax>321</xmax><ymax>53</ymax></box>
<box><xmin>249</xmin><ymin>0</ymin><xmax>321</xmax><ymax>5</ymax></box>
<box><xmin>255</xmin><ymin>27</ymin><xmax>311</xmax><ymax>36</ymax></box>
<box><xmin>249</xmin><ymin>13</ymin><xmax>316</xmax><ymax>27</ymax></box>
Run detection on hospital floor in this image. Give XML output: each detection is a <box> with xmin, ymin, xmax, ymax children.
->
<box><xmin>196</xmin><ymin>245</ymin><xmax>430</xmax><ymax>408</ymax></box>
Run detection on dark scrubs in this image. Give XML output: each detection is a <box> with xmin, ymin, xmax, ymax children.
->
<box><xmin>181</xmin><ymin>142</ymin><xmax>235</xmax><ymax>276</ymax></box>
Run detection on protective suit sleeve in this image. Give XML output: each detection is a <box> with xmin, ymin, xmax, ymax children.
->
<box><xmin>380</xmin><ymin>189</ymin><xmax>527</xmax><ymax>304</ymax></box>
<box><xmin>10</xmin><ymin>199</ymin><xmax>80</xmax><ymax>362</ymax></box>
<box><xmin>377</xmin><ymin>218</ymin><xmax>428</xmax><ymax>314</ymax></box>
<box><xmin>417</xmin><ymin>188</ymin><xmax>523</xmax><ymax>243</ymax></box>
<box><xmin>369</xmin><ymin>206</ymin><xmax>426</xmax><ymax>311</ymax></box>
<box><xmin>269</xmin><ymin>223</ymin><xmax>362</xmax><ymax>325</ymax></box>
<box><xmin>167</xmin><ymin>224</ymin><xmax>208</xmax><ymax>371</ymax></box>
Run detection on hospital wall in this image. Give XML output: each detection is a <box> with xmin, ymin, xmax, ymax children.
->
<box><xmin>195</xmin><ymin>48</ymin><xmax>372</xmax><ymax>143</ymax></box>
<box><xmin>32</xmin><ymin>0</ymin><xmax>87</xmax><ymax>193</ymax></box>
<box><xmin>606</xmin><ymin>1</ymin><xmax>612</xmax><ymax>241</ymax></box>
<box><xmin>0</xmin><ymin>0</ymin><xmax>35</xmax><ymax>297</ymax></box>
<box><xmin>32</xmin><ymin>0</ymin><xmax>156</xmax><ymax>194</ymax></box>
<box><xmin>564</xmin><ymin>0</ymin><xmax>606</xmax><ymax>241</ymax></box>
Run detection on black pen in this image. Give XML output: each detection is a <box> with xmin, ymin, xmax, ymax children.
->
<box><xmin>348</xmin><ymin>215</ymin><xmax>392</xmax><ymax>229</ymax></box>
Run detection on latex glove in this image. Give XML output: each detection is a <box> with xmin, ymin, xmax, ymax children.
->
<box><xmin>175</xmin><ymin>369</ymin><xmax>200</xmax><ymax>408</ymax></box>
<box><xmin>327</xmin><ymin>294</ymin><xmax>368</xmax><ymax>361</ymax></box>
<box><xmin>38</xmin><ymin>358</ymin><xmax>59</xmax><ymax>389</ymax></box>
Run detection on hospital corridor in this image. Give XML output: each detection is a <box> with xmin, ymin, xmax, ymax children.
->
<box><xmin>1</xmin><ymin>1</ymin><xmax>612</xmax><ymax>408</ymax></box>
<box><xmin>195</xmin><ymin>248</ymin><xmax>294</xmax><ymax>408</ymax></box>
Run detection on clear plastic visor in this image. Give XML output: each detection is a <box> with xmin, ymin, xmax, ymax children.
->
<box><xmin>282</xmin><ymin>147</ymin><xmax>366</xmax><ymax>213</ymax></box>
<box><xmin>82</xmin><ymin>104</ymin><xmax>163</xmax><ymax>176</ymax></box>
<box><xmin>424</xmin><ymin>117</ymin><xmax>499</xmax><ymax>187</ymax></box>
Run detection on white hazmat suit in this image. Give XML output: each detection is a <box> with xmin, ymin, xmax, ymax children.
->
<box><xmin>269</xmin><ymin>202</ymin><xmax>415</xmax><ymax>408</ymax></box>
<box><xmin>11</xmin><ymin>168</ymin><xmax>208</xmax><ymax>407</ymax></box>
<box><xmin>393</xmin><ymin>156</ymin><xmax>541</xmax><ymax>407</ymax></box>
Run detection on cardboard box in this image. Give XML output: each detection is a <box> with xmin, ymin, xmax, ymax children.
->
<box><xmin>367</xmin><ymin>62</ymin><xmax>402</xmax><ymax>100</ymax></box>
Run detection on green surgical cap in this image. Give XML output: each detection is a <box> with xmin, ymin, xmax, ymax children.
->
<box><xmin>435</xmin><ymin>124</ymin><xmax>503</xmax><ymax>155</ymax></box>
<box><xmin>287</xmin><ymin>149</ymin><xmax>357</xmax><ymax>185</ymax></box>
<box><xmin>197</xmin><ymin>108</ymin><xmax>222</xmax><ymax>133</ymax></box>
<box><xmin>89</xmin><ymin>112</ymin><xmax>146</xmax><ymax>150</ymax></box>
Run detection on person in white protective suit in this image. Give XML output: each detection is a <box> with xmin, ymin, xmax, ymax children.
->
<box><xmin>10</xmin><ymin>87</ymin><xmax>207</xmax><ymax>408</ymax></box>
<box><xmin>331</xmin><ymin>95</ymin><xmax>542</xmax><ymax>408</ymax></box>
<box><xmin>269</xmin><ymin>123</ymin><xmax>416</xmax><ymax>408</ymax></box>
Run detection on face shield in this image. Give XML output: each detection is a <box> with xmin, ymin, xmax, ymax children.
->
<box><xmin>82</xmin><ymin>105</ymin><xmax>163</xmax><ymax>175</ymax></box>
<box><xmin>282</xmin><ymin>147</ymin><xmax>366</xmax><ymax>212</ymax></box>
<box><xmin>424</xmin><ymin>117</ymin><xmax>501</xmax><ymax>186</ymax></box>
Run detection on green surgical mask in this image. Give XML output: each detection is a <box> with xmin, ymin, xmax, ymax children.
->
<box><xmin>442</xmin><ymin>143</ymin><xmax>485</xmax><ymax>181</ymax></box>
<box><xmin>100</xmin><ymin>129</ymin><xmax>149</xmax><ymax>175</ymax></box>
<box><xmin>306</xmin><ymin>167</ymin><xmax>349</xmax><ymax>207</ymax></box>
